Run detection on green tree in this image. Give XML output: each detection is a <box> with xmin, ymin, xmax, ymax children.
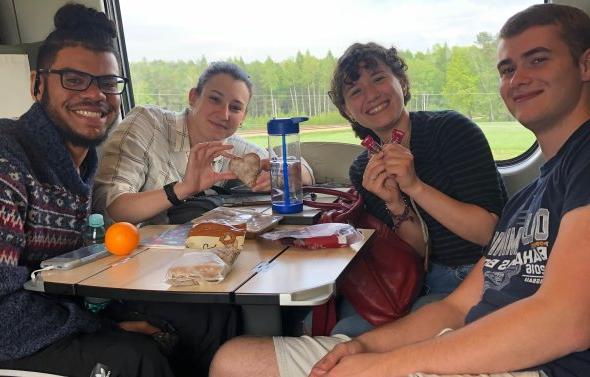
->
<box><xmin>443</xmin><ymin>47</ymin><xmax>478</xmax><ymax>117</ymax></box>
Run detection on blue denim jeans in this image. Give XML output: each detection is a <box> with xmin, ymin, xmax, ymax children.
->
<box><xmin>329</xmin><ymin>262</ymin><xmax>475</xmax><ymax>337</ymax></box>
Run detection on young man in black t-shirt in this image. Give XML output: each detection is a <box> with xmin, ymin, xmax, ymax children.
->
<box><xmin>210</xmin><ymin>4</ymin><xmax>590</xmax><ymax>377</ymax></box>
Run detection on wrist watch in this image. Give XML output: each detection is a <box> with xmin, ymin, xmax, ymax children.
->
<box><xmin>163</xmin><ymin>181</ymin><xmax>184</xmax><ymax>206</ymax></box>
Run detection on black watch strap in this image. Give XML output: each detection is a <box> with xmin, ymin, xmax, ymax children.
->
<box><xmin>163</xmin><ymin>181</ymin><xmax>184</xmax><ymax>206</ymax></box>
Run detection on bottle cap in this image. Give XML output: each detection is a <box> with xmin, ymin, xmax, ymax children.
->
<box><xmin>88</xmin><ymin>213</ymin><xmax>104</xmax><ymax>228</ymax></box>
<box><xmin>267</xmin><ymin>116</ymin><xmax>308</xmax><ymax>135</ymax></box>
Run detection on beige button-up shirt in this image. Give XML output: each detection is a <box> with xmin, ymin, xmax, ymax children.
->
<box><xmin>93</xmin><ymin>105</ymin><xmax>313</xmax><ymax>224</ymax></box>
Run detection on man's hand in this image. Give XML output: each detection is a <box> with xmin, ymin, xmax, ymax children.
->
<box><xmin>309</xmin><ymin>339</ymin><xmax>365</xmax><ymax>376</ymax></box>
<box><xmin>312</xmin><ymin>352</ymin><xmax>403</xmax><ymax>377</ymax></box>
<box><xmin>118</xmin><ymin>320</ymin><xmax>161</xmax><ymax>335</ymax></box>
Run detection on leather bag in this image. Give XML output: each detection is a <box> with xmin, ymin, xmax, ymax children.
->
<box><xmin>303</xmin><ymin>186</ymin><xmax>425</xmax><ymax>333</ymax></box>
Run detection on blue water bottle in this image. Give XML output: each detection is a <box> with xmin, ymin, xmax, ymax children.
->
<box><xmin>267</xmin><ymin>117</ymin><xmax>308</xmax><ymax>214</ymax></box>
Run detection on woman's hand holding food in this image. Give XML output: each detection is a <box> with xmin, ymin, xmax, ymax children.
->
<box><xmin>362</xmin><ymin>152</ymin><xmax>405</xmax><ymax>210</ymax></box>
<box><xmin>381</xmin><ymin>143</ymin><xmax>423</xmax><ymax>196</ymax></box>
<box><xmin>175</xmin><ymin>141</ymin><xmax>237</xmax><ymax>199</ymax></box>
<box><xmin>251</xmin><ymin>158</ymin><xmax>271</xmax><ymax>192</ymax></box>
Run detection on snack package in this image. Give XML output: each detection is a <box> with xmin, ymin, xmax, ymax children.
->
<box><xmin>361</xmin><ymin>129</ymin><xmax>405</xmax><ymax>155</ymax></box>
<box><xmin>260</xmin><ymin>223</ymin><xmax>364</xmax><ymax>249</ymax></box>
<box><xmin>165</xmin><ymin>248</ymin><xmax>240</xmax><ymax>286</ymax></box>
<box><xmin>185</xmin><ymin>220</ymin><xmax>246</xmax><ymax>250</ymax></box>
<box><xmin>193</xmin><ymin>207</ymin><xmax>282</xmax><ymax>238</ymax></box>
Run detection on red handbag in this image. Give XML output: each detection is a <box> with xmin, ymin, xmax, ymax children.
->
<box><xmin>303</xmin><ymin>187</ymin><xmax>425</xmax><ymax>334</ymax></box>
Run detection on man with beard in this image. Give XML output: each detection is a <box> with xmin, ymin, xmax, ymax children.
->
<box><xmin>0</xmin><ymin>3</ymin><xmax>173</xmax><ymax>376</ymax></box>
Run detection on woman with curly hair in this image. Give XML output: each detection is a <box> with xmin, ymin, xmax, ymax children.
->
<box><xmin>327</xmin><ymin>42</ymin><xmax>507</xmax><ymax>336</ymax></box>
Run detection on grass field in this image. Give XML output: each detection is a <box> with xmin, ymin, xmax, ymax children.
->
<box><xmin>240</xmin><ymin>121</ymin><xmax>536</xmax><ymax>161</ymax></box>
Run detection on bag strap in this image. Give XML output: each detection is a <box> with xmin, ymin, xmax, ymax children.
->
<box><xmin>409</xmin><ymin>197</ymin><xmax>430</xmax><ymax>270</ymax></box>
<box><xmin>302</xmin><ymin>186</ymin><xmax>359</xmax><ymax>210</ymax></box>
<box><xmin>302</xmin><ymin>186</ymin><xmax>364</xmax><ymax>224</ymax></box>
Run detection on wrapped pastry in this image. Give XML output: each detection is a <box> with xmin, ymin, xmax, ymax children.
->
<box><xmin>185</xmin><ymin>221</ymin><xmax>246</xmax><ymax>250</ymax></box>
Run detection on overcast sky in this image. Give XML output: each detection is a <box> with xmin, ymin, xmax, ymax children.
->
<box><xmin>119</xmin><ymin>0</ymin><xmax>539</xmax><ymax>63</ymax></box>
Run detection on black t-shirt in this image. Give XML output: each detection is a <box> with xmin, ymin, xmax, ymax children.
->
<box><xmin>349</xmin><ymin>110</ymin><xmax>507</xmax><ymax>266</ymax></box>
<box><xmin>466</xmin><ymin>120</ymin><xmax>590</xmax><ymax>376</ymax></box>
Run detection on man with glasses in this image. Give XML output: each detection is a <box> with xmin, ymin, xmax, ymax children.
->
<box><xmin>0</xmin><ymin>3</ymin><xmax>173</xmax><ymax>376</ymax></box>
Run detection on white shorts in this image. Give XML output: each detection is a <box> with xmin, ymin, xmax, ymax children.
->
<box><xmin>273</xmin><ymin>334</ymin><xmax>350</xmax><ymax>377</ymax></box>
<box><xmin>410</xmin><ymin>373</ymin><xmax>546</xmax><ymax>377</ymax></box>
<box><xmin>272</xmin><ymin>331</ymin><xmax>547</xmax><ymax>377</ymax></box>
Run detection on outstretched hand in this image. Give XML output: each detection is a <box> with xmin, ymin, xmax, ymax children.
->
<box><xmin>176</xmin><ymin>141</ymin><xmax>237</xmax><ymax>198</ymax></box>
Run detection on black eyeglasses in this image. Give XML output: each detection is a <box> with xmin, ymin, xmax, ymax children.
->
<box><xmin>37</xmin><ymin>68</ymin><xmax>129</xmax><ymax>95</ymax></box>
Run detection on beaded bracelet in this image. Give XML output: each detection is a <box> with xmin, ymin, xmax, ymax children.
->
<box><xmin>386</xmin><ymin>198</ymin><xmax>413</xmax><ymax>230</ymax></box>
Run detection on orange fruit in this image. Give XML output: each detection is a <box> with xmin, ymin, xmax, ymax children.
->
<box><xmin>105</xmin><ymin>222</ymin><xmax>140</xmax><ymax>256</ymax></box>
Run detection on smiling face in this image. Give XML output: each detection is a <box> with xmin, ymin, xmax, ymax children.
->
<box><xmin>187</xmin><ymin>73</ymin><xmax>250</xmax><ymax>142</ymax></box>
<box><xmin>37</xmin><ymin>46</ymin><xmax>121</xmax><ymax>147</ymax></box>
<box><xmin>497</xmin><ymin>24</ymin><xmax>589</xmax><ymax>134</ymax></box>
<box><xmin>342</xmin><ymin>60</ymin><xmax>409</xmax><ymax>141</ymax></box>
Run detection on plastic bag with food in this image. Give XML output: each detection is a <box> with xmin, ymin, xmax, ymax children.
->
<box><xmin>260</xmin><ymin>223</ymin><xmax>364</xmax><ymax>249</ymax></box>
<box><xmin>192</xmin><ymin>207</ymin><xmax>281</xmax><ymax>238</ymax></box>
<box><xmin>165</xmin><ymin>247</ymin><xmax>241</xmax><ymax>286</ymax></box>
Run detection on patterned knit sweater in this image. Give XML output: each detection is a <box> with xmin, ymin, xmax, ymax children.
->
<box><xmin>0</xmin><ymin>103</ymin><xmax>101</xmax><ymax>361</ymax></box>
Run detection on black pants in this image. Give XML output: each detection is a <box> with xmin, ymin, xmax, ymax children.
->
<box><xmin>105</xmin><ymin>300</ymin><xmax>240</xmax><ymax>377</ymax></box>
<box><xmin>0</xmin><ymin>329</ymin><xmax>174</xmax><ymax>377</ymax></box>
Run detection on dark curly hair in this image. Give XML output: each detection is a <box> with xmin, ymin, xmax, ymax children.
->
<box><xmin>36</xmin><ymin>3</ymin><xmax>119</xmax><ymax>70</ymax></box>
<box><xmin>500</xmin><ymin>4</ymin><xmax>590</xmax><ymax>63</ymax></box>
<box><xmin>328</xmin><ymin>42</ymin><xmax>411</xmax><ymax>141</ymax></box>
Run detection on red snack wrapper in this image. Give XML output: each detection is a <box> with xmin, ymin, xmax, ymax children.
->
<box><xmin>391</xmin><ymin>129</ymin><xmax>405</xmax><ymax>144</ymax></box>
<box><xmin>361</xmin><ymin>135</ymin><xmax>381</xmax><ymax>154</ymax></box>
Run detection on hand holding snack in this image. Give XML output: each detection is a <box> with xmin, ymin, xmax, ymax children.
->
<box><xmin>362</xmin><ymin>153</ymin><xmax>401</xmax><ymax>204</ymax></box>
<box><xmin>361</xmin><ymin>129</ymin><xmax>407</xmax><ymax>206</ymax></box>
<box><xmin>250</xmin><ymin>158</ymin><xmax>271</xmax><ymax>192</ymax></box>
<box><xmin>381</xmin><ymin>143</ymin><xmax>421</xmax><ymax>194</ymax></box>
<box><xmin>176</xmin><ymin>141</ymin><xmax>237</xmax><ymax>199</ymax></box>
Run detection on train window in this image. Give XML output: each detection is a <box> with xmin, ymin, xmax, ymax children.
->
<box><xmin>118</xmin><ymin>0</ymin><xmax>540</xmax><ymax>162</ymax></box>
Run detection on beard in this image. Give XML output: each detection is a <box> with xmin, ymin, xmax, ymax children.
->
<box><xmin>41</xmin><ymin>89</ymin><xmax>114</xmax><ymax>148</ymax></box>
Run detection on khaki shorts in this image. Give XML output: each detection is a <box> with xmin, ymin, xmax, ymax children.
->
<box><xmin>273</xmin><ymin>333</ymin><xmax>547</xmax><ymax>377</ymax></box>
